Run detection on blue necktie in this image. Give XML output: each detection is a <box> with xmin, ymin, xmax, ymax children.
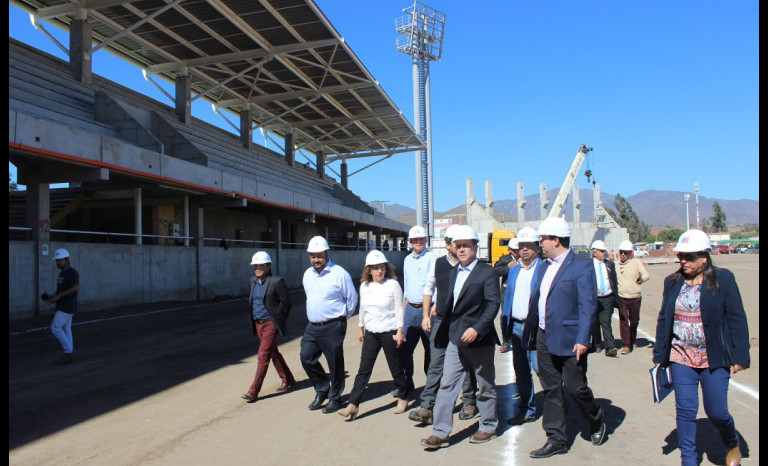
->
<box><xmin>599</xmin><ymin>263</ymin><xmax>606</xmax><ymax>295</ymax></box>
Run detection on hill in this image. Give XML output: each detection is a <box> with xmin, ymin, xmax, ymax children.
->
<box><xmin>376</xmin><ymin>190</ymin><xmax>759</xmax><ymax>229</ymax></box>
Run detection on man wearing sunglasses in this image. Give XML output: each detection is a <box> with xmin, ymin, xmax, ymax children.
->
<box><xmin>615</xmin><ymin>240</ymin><xmax>650</xmax><ymax>355</ymax></box>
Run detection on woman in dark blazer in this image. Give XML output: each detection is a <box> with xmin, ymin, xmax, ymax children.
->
<box><xmin>653</xmin><ymin>230</ymin><xmax>750</xmax><ymax>466</ymax></box>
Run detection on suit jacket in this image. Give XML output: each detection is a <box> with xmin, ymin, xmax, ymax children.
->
<box><xmin>597</xmin><ymin>259</ymin><xmax>623</xmax><ymax>309</ymax></box>
<box><xmin>248</xmin><ymin>274</ymin><xmax>292</xmax><ymax>336</ymax></box>
<box><xmin>501</xmin><ymin>257</ymin><xmax>544</xmax><ymax>327</ymax></box>
<box><xmin>653</xmin><ymin>268</ymin><xmax>750</xmax><ymax>369</ymax></box>
<box><xmin>434</xmin><ymin>259</ymin><xmax>500</xmax><ymax>349</ymax></box>
<box><xmin>522</xmin><ymin>251</ymin><xmax>598</xmax><ymax>356</ymax></box>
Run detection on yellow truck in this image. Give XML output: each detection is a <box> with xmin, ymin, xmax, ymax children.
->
<box><xmin>487</xmin><ymin>227</ymin><xmax>516</xmax><ymax>264</ymax></box>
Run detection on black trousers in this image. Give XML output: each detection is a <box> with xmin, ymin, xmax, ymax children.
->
<box><xmin>536</xmin><ymin>329</ymin><xmax>603</xmax><ymax>447</ymax></box>
<box><xmin>596</xmin><ymin>295</ymin><xmax>616</xmax><ymax>350</ymax></box>
<box><xmin>300</xmin><ymin>319</ymin><xmax>347</xmax><ymax>402</ymax></box>
<box><xmin>348</xmin><ymin>329</ymin><xmax>407</xmax><ymax>405</ymax></box>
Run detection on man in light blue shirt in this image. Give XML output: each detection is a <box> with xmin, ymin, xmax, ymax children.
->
<box><xmin>301</xmin><ymin>236</ymin><xmax>358</xmax><ymax>414</ymax></box>
<box><xmin>400</xmin><ymin>225</ymin><xmax>436</xmax><ymax>394</ymax></box>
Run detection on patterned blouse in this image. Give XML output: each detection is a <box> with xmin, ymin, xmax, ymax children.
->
<box><xmin>669</xmin><ymin>283</ymin><xmax>708</xmax><ymax>368</ymax></box>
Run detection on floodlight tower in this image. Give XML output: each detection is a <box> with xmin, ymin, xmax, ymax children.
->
<box><xmin>396</xmin><ymin>2</ymin><xmax>446</xmax><ymax>236</ymax></box>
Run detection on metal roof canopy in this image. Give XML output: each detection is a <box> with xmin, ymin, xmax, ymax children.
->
<box><xmin>12</xmin><ymin>0</ymin><xmax>425</xmax><ymax>167</ymax></box>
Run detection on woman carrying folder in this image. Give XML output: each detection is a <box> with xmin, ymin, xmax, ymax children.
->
<box><xmin>653</xmin><ymin>229</ymin><xmax>750</xmax><ymax>466</ymax></box>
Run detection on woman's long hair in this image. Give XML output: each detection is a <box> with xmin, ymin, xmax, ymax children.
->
<box><xmin>361</xmin><ymin>262</ymin><xmax>397</xmax><ymax>284</ymax></box>
<box><xmin>672</xmin><ymin>251</ymin><xmax>719</xmax><ymax>292</ymax></box>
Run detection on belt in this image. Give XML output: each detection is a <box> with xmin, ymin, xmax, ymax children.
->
<box><xmin>310</xmin><ymin>316</ymin><xmax>346</xmax><ymax>326</ymax></box>
<box><xmin>254</xmin><ymin>318</ymin><xmax>271</xmax><ymax>324</ymax></box>
<box><xmin>409</xmin><ymin>303</ymin><xmax>423</xmax><ymax>308</ymax></box>
<box><xmin>512</xmin><ymin>317</ymin><xmax>526</xmax><ymax>324</ymax></box>
<box><xmin>598</xmin><ymin>294</ymin><xmax>614</xmax><ymax>298</ymax></box>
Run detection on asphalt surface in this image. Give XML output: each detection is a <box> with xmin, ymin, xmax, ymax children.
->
<box><xmin>9</xmin><ymin>254</ymin><xmax>759</xmax><ymax>465</ymax></box>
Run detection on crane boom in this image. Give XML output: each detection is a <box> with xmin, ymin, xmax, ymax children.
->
<box><xmin>548</xmin><ymin>144</ymin><xmax>593</xmax><ymax>218</ymax></box>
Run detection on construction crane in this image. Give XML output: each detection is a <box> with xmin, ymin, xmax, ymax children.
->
<box><xmin>548</xmin><ymin>144</ymin><xmax>593</xmax><ymax>218</ymax></box>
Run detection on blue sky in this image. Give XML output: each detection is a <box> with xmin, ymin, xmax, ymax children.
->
<box><xmin>9</xmin><ymin>1</ymin><xmax>759</xmax><ymax>212</ymax></box>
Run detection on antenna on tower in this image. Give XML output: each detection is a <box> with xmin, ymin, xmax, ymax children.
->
<box><xmin>396</xmin><ymin>2</ymin><xmax>446</xmax><ymax>237</ymax></box>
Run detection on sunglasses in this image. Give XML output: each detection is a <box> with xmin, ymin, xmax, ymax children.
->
<box><xmin>519</xmin><ymin>242</ymin><xmax>538</xmax><ymax>250</ymax></box>
<box><xmin>677</xmin><ymin>252</ymin><xmax>702</xmax><ymax>262</ymax></box>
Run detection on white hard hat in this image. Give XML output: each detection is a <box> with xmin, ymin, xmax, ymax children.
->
<box><xmin>673</xmin><ymin>229</ymin><xmax>712</xmax><ymax>253</ymax></box>
<box><xmin>306</xmin><ymin>236</ymin><xmax>330</xmax><ymax>253</ymax></box>
<box><xmin>538</xmin><ymin>217</ymin><xmax>571</xmax><ymax>238</ymax></box>
<box><xmin>444</xmin><ymin>224</ymin><xmax>460</xmax><ymax>242</ymax></box>
<box><xmin>451</xmin><ymin>225</ymin><xmax>479</xmax><ymax>242</ymax></box>
<box><xmin>516</xmin><ymin>227</ymin><xmax>540</xmax><ymax>243</ymax></box>
<box><xmin>408</xmin><ymin>225</ymin><xmax>428</xmax><ymax>240</ymax></box>
<box><xmin>591</xmin><ymin>240</ymin><xmax>607</xmax><ymax>251</ymax></box>
<box><xmin>250</xmin><ymin>251</ymin><xmax>272</xmax><ymax>265</ymax></box>
<box><xmin>618</xmin><ymin>240</ymin><xmax>634</xmax><ymax>251</ymax></box>
<box><xmin>508</xmin><ymin>238</ymin><xmax>519</xmax><ymax>249</ymax></box>
<box><xmin>52</xmin><ymin>248</ymin><xmax>70</xmax><ymax>260</ymax></box>
<box><xmin>365</xmin><ymin>249</ymin><xmax>388</xmax><ymax>266</ymax></box>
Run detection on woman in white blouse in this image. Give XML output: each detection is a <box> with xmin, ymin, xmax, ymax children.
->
<box><xmin>338</xmin><ymin>250</ymin><xmax>408</xmax><ymax>420</ymax></box>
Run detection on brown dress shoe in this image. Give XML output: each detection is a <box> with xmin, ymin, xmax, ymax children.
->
<box><xmin>241</xmin><ymin>392</ymin><xmax>257</xmax><ymax>402</ymax></box>
<box><xmin>277</xmin><ymin>380</ymin><xmax>295</xmax><ymax>392</ymax></box>
<box><xmin>620</xmin><ymin>346</ymin><xmax>631</xmax><ymax>355</ymax></box>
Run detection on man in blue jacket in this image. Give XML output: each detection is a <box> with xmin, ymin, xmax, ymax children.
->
<box><xmin>523</xmin><ymin>217</ymin><xmax>606</xmax><ymax>459</ymax></box>
<box><xmin>502</xmin><ymin>227</ymin><xmax>544</xmax><ymax>426</ymax></box>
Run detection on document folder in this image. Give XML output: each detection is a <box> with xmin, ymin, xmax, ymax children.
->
<box><xmin>650</xmin><ymin>364</ymin><xmax>673</xmax><ymax>403</ymax></box>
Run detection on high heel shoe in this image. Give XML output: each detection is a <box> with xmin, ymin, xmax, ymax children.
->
<box><xmin>338</xmin><ymin>403</ymin><xmax>358</xmax><ymax>420</ymax></box>
<box><xmin>394</xmin><ymin>399</ymin><xmax>408</xmax><ymax>414</ymax></box>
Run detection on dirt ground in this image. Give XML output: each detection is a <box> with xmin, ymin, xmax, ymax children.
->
<box><xmin>9</xmin><ymin>254</ymin><xmax>759</xmax><ymax>465</ymax></box>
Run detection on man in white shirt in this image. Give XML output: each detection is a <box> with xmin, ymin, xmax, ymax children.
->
<box><xmin>301</xmin><ymin>236</ymin><xmax>359</xmax><ymax>414</ymax></box>
<box><xmin>591</xmin><ymin>240</ymin><xmax>621</xmax><ymax>358</ymax></box>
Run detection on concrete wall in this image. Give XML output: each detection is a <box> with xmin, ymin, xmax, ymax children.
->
<box><xmin>9</xmin><ymin>241</ymin><xmax>407</xmax><ymax>321</ymax></box>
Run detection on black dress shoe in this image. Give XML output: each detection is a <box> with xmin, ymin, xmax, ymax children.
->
<box><xmin>530</xmin><ymin>442</ymin><xmax>568</xmax><ymax>458</ymax></box>
<box><xmin>308</xmin><ymin>393</ymin><xmax>328</xmax><ymax>411</ymax></box>
<box><xmin>322</xmin><ymin>400</ymin><xmax>342</xmax><ymax>414</ymax></box>
<box><xmin>591</xmin><ymin>421</ymin><xmax>607</xmax><ymax>445</ymax></box>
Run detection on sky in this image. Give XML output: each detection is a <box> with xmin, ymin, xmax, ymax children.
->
<box><xmin>9</xmin><ymin>1</ymin><xmax>759</xmax><ymax>212</ymax></box>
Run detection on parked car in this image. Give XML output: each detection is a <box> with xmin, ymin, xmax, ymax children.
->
<box><xmin>716</xmin><ymin>244</ymin><xmax>733</xmax><ymax>254</ymax></box>
<box><xmin>736</xmin><ymin>244</ymin><xmax>750</xmax><ymax>253</ymax></box>
<box><xmin>633</xmin><ymin>247</ymin><xmax>649</xmax><ymax>258</ymax></box>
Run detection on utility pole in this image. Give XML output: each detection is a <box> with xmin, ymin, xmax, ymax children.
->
<box><xmin>694</xmin><ymin>182</ymin><xmax>700</xmax><ymax>229</ymax></box>
<box><xmin>396</xmin><ymin>2</ymin><xmax>446</xmax><ymax>237</ymax></box>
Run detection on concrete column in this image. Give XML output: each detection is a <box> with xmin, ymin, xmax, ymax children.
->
<box><xmin>540</xmin><ymin>183</ymin><xmax>548</xmax><ymax>219</ymax></box>
<box><xmin>316</xmin><ymin>150</ymin><xmax>325</xmax><ymax>179</ymax></box>
<box><xmin>465</xmin><ymin>178</ymin><xmax>474</xmax><ymax>228</ymax></box>
<box><xmin>183</xmin><ymin>196</ymin><xmax>190</xmax><ymax>246</ymax></box>
<box><xmin>190</xmin><ymin>206</ymin><xmax>204</xmax><ymax>302</ymax></box>
<box><xmin>573</xmin><ymin>184</ymin><xmax>581</xmax><ymax>223</ymax></box>
<box><xmin>240</xmin><ymin>109</ymin><xmax>252</xmax><ymax>149</ymax></box>
<box><xmin>27</xmin><ymin>180</ymin><xmax>50</xmax><ymax>318</ymax></box>
<box><xmin>341</xmin><ymin>160</ymin><xmax>348</xmax><ymax>189</ymax></box>
<box><xmin>517</xmin><ymin>182</ymin><xmax>526</xmax><ymax>229</ymax></box>
<box><xmin>69</xmin><ymin>12</ymin><xmax>92</xmax><ymax>84</ymax></box>
<box><xmin>134</xmin><ymin>188</ymin><xmax>142</xmax><ymax>245</ymax></box>
<box><xmin>175</xmin><ymin>73</ymin><xmax>191</xmax><ymax>124</ymax></box>
<box><xmin>353</xmin><ymin>231</ymin><xmax>360</xmax><ymax>251</ymax></box>
<box><xmin>285</xmin><ymin>132</ymin><xmax>294</xmax><ymax>167</ymax></box>
<box><xmin>375</xmin><ymin>232</ymin><xmax>382</xmax><ymax>250</ymax></box>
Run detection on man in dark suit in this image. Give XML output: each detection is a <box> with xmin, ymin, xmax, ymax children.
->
<box><xmin>591</xmin><ymin>240</ymin><xmax>622</xmax><ymax>357</ymax></box>
<box><xmin>420</xmin><ymin>225</ymin><xmax>500</xmax><ymax>449</ymax></box>
<box><xmin>523</xmin><ymin>217</ymin><xmax>607</xmax><ymax>458</ymax></box>
<box><xmin>241</xmin><ymin>251</ymin><xmax>296</xmax><ymax>402</ymax></box>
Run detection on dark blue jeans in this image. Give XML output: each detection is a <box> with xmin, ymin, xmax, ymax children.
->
<box><xmin>510</xmin><ymin>320</ymin><xmax>538</xmax><ymax>418</ymax></box>
<box><xmin>670</xmin><ymin>363</ymin><xmax>738</xmax><ymax>466</ymax></box>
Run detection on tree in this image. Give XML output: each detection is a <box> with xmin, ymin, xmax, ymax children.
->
<box><xmin>605</xmin><ymin>193</ymin><xmax>650</xmax><ymax>243</ymax></box>
<box><xmin>709</xmin><ymin>202</ymin><xmax>727</xmax><ymax>232</ymax></box>
<box><xmin>9</xmin><ymin>172</ymin><xmax>17</xmax><ymax>191</ymax></box>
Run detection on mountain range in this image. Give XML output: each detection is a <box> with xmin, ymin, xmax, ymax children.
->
<box><xmin>370</xmin><ymin>190</ymin><xmax>759</xmax><ymax>229</ymax></box>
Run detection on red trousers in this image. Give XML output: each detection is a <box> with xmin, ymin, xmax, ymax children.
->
<box><xmin>246</xmin><ymin>320</ymin><xmax>294</xmax><ymax>396</ymax></box>
<box><xmin>618</xmin><ymin>297</ymin><xmax>642</xmax><ymax>349</ymax></box>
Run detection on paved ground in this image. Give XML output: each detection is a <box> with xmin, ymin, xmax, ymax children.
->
<box><xmin>9</xmin><ymin>255</ymin><xmax>759</xmax><ymax>465</ymax></box>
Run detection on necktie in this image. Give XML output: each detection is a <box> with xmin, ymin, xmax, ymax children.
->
<box><xmin>599</xmin><ymin>263</ymin><xmax>606</xmax><ymax>295</ymax></box>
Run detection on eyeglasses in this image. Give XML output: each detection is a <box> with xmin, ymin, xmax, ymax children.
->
<box><xmin>677</xmin><ymin>252</ymin><xmax>702</xmax><ymax>262</ymax></box>
<box><xmin>619</xmin><ymin>250</ymin><xmax>631</xmax><ymax>255</ymax></box>
<box><xmin>409</xmin><ymin>238</ymin><xmax>426</xmax><ymax>244</ymax></box>
<box><xmin>519</xmin><ymin>242</ymin><xmax>538</xmax><ymax>250</ymax></box>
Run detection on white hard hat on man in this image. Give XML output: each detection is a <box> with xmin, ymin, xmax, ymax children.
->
<box><xmin>307</xmin><ymin>236</ymin><xmax>330</xmax><ymax>253</ymax></box>
<box><xmin>408</xmin><ymin>225</ymin><xmax>428</xmax><ymax>240</ymax></box>
<box><xmin>52</xmin><ymin>248</ymin><xmax>70</xmax><ymax>260</ymax></box>
<box><xmin>516</xmin><ymin>227</ymin><xmax>540</xmax><ymax>243</ymax></box>
<box><xmin>591</xmin><ymin>240</ymin><xmax>607</xmax><ymax>251</ymax></box>
<box><xmin>250</xmin><ymin>251</ymin><xmax>272</xmax><ymax>265</ymax></box>
<box><xmin>451</xmin><ymin>225</ymin><xmax>479</xmax><ymax>242</ymax></box>
<box><xmin>537</xmin><ymin>217</ymin><xmax>571</xmax><ymax>238</ymax></box>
